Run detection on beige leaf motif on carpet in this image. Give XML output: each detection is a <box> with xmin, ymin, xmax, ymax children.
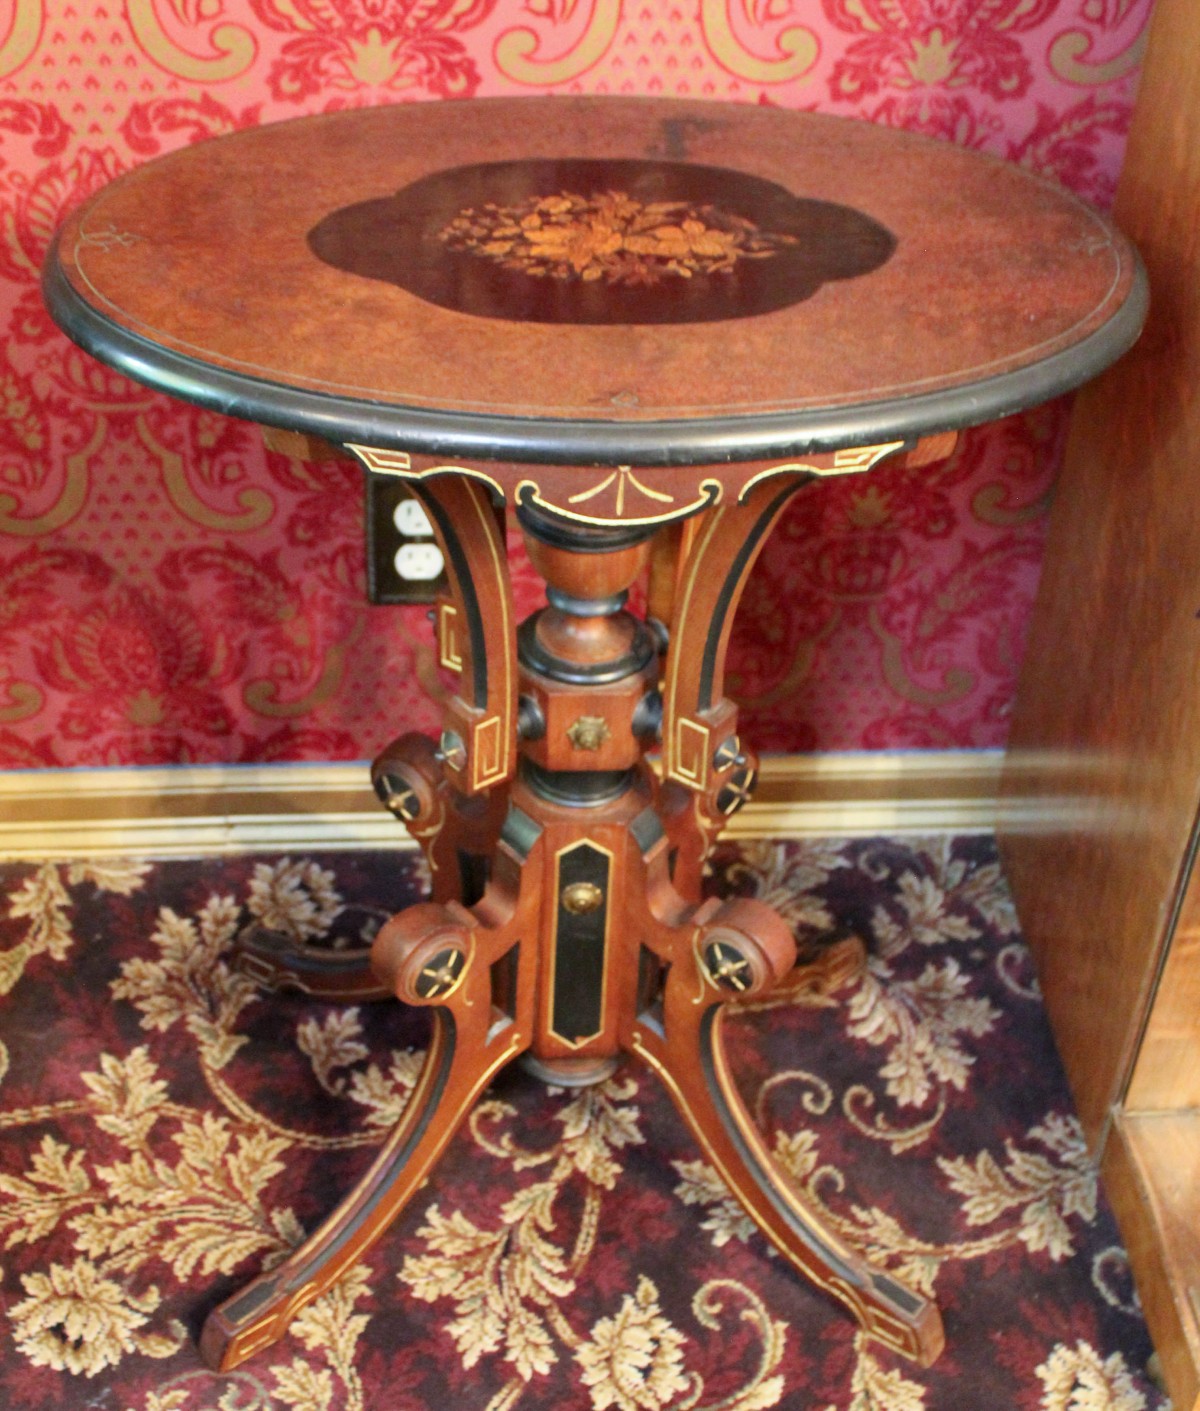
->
<box><xmin>272</xmin><ymin>1359</ymin><xmax>335</xmax><ymax>1411</ymax></box>
<box><xmin>297</xmin><ymin>1008</ymin><xmax>370</xmax><ymax>1096</ymax></box>
<box><xmin>1036</xmin><ymin>1341</ymin><xmax>1147</xmax><ymax>1411</ymax></box>
<box><xmin>846</xmin><ymin>956</ymin><xmax>999</xmax><ymax>1109</ymax></box>
<box><xmin>723</xmin><ymin>837</ymin><xmax>850</xmax><ymax>936</ymax></box>
<box><xmin>870</xmin><ymin>838</ymin><xmax>1019</xmax><ymax>959</ymax></box>
<box><xmin>272</xmin><ymin>1263</ymin><xmax>373</xmax><ymax>1411</ymax></box>
<box><xmin>575</xmin><ymin>1276</ymin><xmax>690</xmax><ymax>1411</ymax></box>
<box><xmin>2</xmin><ymin>859</ymin><xmax>150</xmax><ymax>995</ymax></box>
<box><xmin>112</xmin><ymin>895</ymin><xmax>256</xmax><ymax>1071</ymax></box>
<box><xmin>8</xmin><ymin>1257</ymin><xmax>181</xmax><ymax>1377</ymax></box>
<box><xmin>403</xmin><ymin>1185</ymin><xmax>574</xmax><ymax>1380</ymax></box>
<box><xmin>247</xmin><ymin>858</ymin><xmax>342</xmax><ymax>942</ymax></box>
<box><xmin>402</xmin><ymin>1080</ymin><xmax>789</xmax><ymax>1408</ymax></box>
<box><xmin>0</xmin><ymin>1133</ymin><xmax>93</xmax><ymax>1249</ymax></box>
<box><xmin>80</xmin><ymin>1046</ymin><xmax>170</xmax><ymax>1147</ymax></box>
<box><xmin>673</xmin><ymin>1127</ymin><xmax>819</xmax><ymax>1250</ymax></box>
<box><xmin>939</xmin><ymin>1112</ymin><xmax>1098</xmax><ymax>1262</ymax></box>
<box><xmin>344</xmin><ymin>1044</ymin><xmax>424</xmax><ymax>1129</ymax></box>
<box><xmin>71</xmin><ymin>1107</ymin><xmax>295</xmax><ymax>1280</ymax></box>
<box><xmin>848</xmin><ymin>1330</ymin><xmax>927</xmax><ymax>1411</ymax></box>
<box><xmin>870</xmin><ymin>869</ymin><xmax>981</xmax><ymax>958</ymax></box>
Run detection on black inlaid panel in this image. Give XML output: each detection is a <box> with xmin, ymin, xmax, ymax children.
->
<box><xmin>456</xmin><ymin>850</ymin><xmax>490</xmax><ymax>908</ymax></box>
<box><xmin>308</xmin><ymin>158</ymin><xmax>895</xmax><ymax>325</ymax></box>
<box><xmin>552</xmin><ymin>842</ymin><xmax>611</xmax><ymax>1044</ymax></box>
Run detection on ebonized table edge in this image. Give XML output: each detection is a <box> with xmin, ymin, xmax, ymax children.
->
<box><xmin>43</xmin><ymin>235</ymin><xmax>1149</xmax><ymax>470</ymax></box>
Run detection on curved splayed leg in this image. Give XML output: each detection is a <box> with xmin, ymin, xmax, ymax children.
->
<box><xmin>629</xmin><ymin>895</ymin><xmax>944</xmax><ymax>1367</ymax></box>
<box><xmin>201</xmin><ymin>890</ymin><xmax>534</xmax><ymax>1371</ymax></box>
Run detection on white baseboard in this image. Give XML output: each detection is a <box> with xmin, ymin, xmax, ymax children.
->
<box><xmin>0</xmin><ymin>751</ymin><xmax>1010</xmax><ymax>861</ymax></box>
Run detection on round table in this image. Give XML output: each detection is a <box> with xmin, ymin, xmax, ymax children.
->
<box><xmin>43</xmin><ymin>96</ymin><xmax>1146</xmax><ymax>1375</ymax></box>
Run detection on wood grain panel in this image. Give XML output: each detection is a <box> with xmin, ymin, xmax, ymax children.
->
<box><xmin>999</xmin><ymin>0</ymin><xmax>1200</xmax><ymax>1145</ymax></box>
<box><xmin>1103</xmin><ymin>1113</ymin><xmax>1200</xmax><ymax>1411</ymax></box>
<box><xmin>1126</xmin><ymin>860</ymin><xmax>1200</xmax><ymax>1109</ymax></box>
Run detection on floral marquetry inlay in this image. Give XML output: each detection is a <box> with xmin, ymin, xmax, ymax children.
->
<box><xmin>312</xmin><ymin>155</ymin><xmax>894</xmax><ymax>324</ymax></box>
<box><xmin>436</xmin><ymin>190</ymin><xmax>798</xmax><ymax>287</ymax></box>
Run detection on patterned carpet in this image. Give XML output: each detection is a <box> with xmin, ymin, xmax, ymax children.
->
<box><xmin>0</xmin><ymin>838</ymin><xmax>1166</xmax><ymax>1411</ymax></box>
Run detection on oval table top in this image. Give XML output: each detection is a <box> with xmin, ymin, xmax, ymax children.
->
<box><xmin>44</xmin><ymin>96</ymin><xmax>1146</xmax><ymax>467</ymax></box>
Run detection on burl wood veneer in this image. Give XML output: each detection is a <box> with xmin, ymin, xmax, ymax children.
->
<box><xmin>44</xmin><ymin>97</ymin><xmax>1145</xmax><ymax>1375</ymax></box>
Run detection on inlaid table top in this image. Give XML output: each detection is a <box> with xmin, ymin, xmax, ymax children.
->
<box><xmin>44</xmin><ymin>96</ymin><xmax>1145</xmax><ymax>466</ymax></box>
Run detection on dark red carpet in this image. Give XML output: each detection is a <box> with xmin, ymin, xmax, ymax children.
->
<box><xmin>0</xmin><ymin>838</ymin><xmax>1165</xmax><ymax>1410</ymax></box>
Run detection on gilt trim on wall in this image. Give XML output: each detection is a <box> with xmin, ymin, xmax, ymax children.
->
<box><xmin>0</xmin><ymin>751</ymin><xmax>1018</xmax><ymax>860</ymax></box>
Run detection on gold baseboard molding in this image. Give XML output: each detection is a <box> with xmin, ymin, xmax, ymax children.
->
<box><xmin>0</xmin><ymin>751</ymin><xmax>1010</xmax><ymax>861</ymax></box>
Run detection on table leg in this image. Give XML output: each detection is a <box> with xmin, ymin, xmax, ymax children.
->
<box><xmin>202</xmin><ymin>473</ymin><xmax>527</xmax><ymax>1369</ymax></box>
<box><xmin>201</xmin><ymin>875</ymin><xmax>537</xmax><ymax>1370</ymax></box>
<box><xmin>645</xmin><ymin>480</ymin><xmax>940</xmax><ymax>1359</ymax></box>
<box><xmin>628</xmin><ymin>895</ymin><xmax>945</xmax><ymax>1367</ymax></box>
<box><xmin>230</xmin><ymin>473</ymin><xmax>517</xmax><ymax>1001</ymax></box>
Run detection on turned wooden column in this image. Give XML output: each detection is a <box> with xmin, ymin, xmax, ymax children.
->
<box><xmin>509</xmin><ymin>507</ymin><xmax>661</xmax><ymax>1085</ymax></box>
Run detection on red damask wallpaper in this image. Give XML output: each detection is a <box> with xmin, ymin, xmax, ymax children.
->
<box><xmin>0</xmin><ymin>1</ymin><xmax>1153</xmax><ymax>768</ymax></box>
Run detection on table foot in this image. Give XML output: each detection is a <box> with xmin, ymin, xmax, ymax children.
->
<box><xmin>790</xmin><ymin>934</ymin><xmax>868</xmax><ymax>997</ymax></box>
<box><xmin>232</xmin><ymin>924</ymin><xmax>390</xmax><ymax>1002</ymax></box>
<box><xmin>631</xmin><ymin>897</ymin><xmax>944</xmax><ymax>1367</ymax></box>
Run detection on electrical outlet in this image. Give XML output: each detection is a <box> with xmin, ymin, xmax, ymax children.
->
<box><xmin>394</xmin><ymin>497</ymin><xmax>433</xmax><ymax>537</ymax></box>
<box><xmin>366</xmin><ymin>476</ymin><xmax>449</xmax><ymax>604</ymax></box>
<box><xmin>394</xmin><ymin>542</ymin><xmax>444</xmax><ymax>580</ymax></box>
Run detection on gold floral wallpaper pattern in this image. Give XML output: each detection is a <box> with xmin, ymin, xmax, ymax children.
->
<box><xmin>0</xmin><ymin>0</ymin><xmax>1154</xmax><ymax>765</ymax></box>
